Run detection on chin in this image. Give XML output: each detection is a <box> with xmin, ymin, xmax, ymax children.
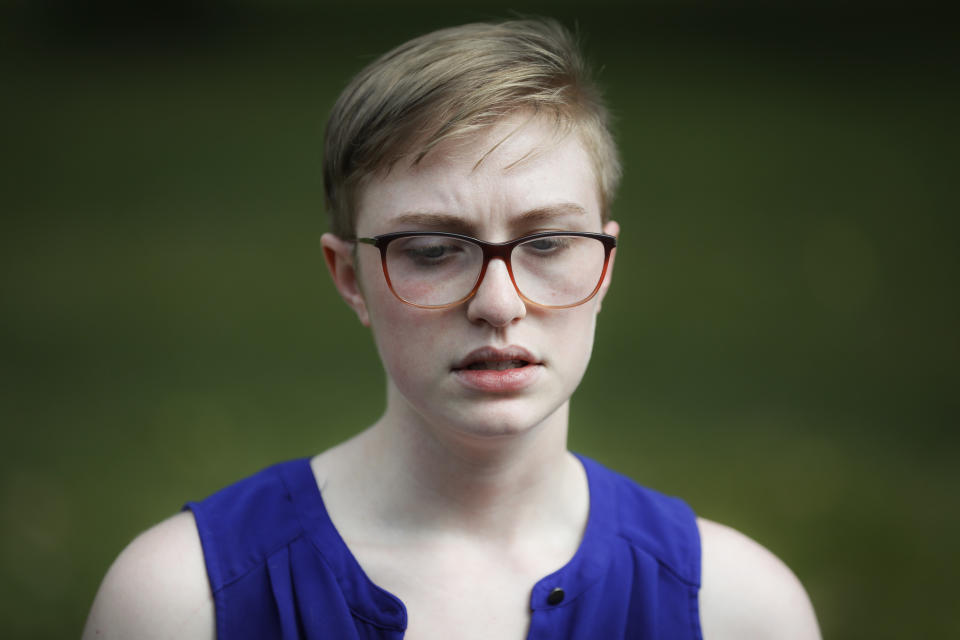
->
<box><xmin>435</xmin><ymin>398</ymin><xmax>566</xmax><ymax>443</ymax></box>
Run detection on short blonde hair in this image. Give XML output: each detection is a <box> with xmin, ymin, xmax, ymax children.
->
<box><xmin>323</xmin><ymin>18</ymin><xmax>621</xmax><ymax>237</ymax></box>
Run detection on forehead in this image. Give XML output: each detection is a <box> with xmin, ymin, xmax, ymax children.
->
<box><xmin>353</xmin><ymin>114</ymin><xmax>603</xmax><ymax>236</ymax></box>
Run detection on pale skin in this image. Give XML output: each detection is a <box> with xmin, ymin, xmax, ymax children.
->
<box><xmin>83</xmin><ymin>114</ymin><xmax>820</xmax><ymax>640</ymax></box>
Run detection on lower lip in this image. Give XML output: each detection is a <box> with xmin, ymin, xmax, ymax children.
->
<box><xmin>453</xmin><ymin>364</ymin><xmax>543</xmax><ymax>393</ymax></box>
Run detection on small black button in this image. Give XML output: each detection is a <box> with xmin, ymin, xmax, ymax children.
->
<box><xmin>547</xmin><ymin>587</ymin><xmax>565</xmax><ymax>605</ymax></box>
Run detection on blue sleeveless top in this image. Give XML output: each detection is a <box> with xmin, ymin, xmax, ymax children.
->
<box><xmin>184</xmin><ymin>454</ymin><xmax>702</xmax><ymax>639</ymax></box>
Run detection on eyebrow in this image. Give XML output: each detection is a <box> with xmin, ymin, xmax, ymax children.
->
<box><xmin>390</xmin><ymin>203</ymin><xmax>589</xmax><ymax>234</ymax></box>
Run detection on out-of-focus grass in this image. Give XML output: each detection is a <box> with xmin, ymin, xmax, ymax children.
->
<box><xmin>1</xmin><ymin>4</ymin><xmax>957</xmax><ymax>639</ymax></box>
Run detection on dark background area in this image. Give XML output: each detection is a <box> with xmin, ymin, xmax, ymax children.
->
<box><xmin>1</xmin><ymin>1</ymin><xmax>957</xmax><ymax>637</ymax></box>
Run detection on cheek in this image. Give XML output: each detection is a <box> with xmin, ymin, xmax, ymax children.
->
<box><xmin>545</xmin><ymin>306</ymin><xmax>599</xmax><ymax>383</ymax></box>
<box><xmin>366</xmin><ymin>295</ymin><xmax>442</xmax><ymax>386</ymax></box>
<box><xmin>358</xmin><ymin>253</ymin><xmax>461</xmax><ymax>391</ymax></box>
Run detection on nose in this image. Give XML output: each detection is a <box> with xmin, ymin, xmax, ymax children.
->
<box><xmin>465</xmin><ymin>258</ymin><xmax>526</xmax><ymax>327</ymax></box>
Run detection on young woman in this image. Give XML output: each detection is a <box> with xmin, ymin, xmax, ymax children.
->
<box><xmin>83</xmin><ymin>19</ymin><xmax>820</xmax><ymax>640</ymax></box>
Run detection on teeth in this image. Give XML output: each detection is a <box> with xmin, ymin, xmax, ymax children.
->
<box><xmin>466</xmin><ymin>359</ymin><xmax>528</xmax><ymax>371</ymax></box>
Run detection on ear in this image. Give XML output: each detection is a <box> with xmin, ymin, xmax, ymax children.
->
<box><xmin>321</xmin><ymin>232</ymin><xmax>371</xmax><ymax>326</ymax></box>
<box><xmin>595</xmin><ymin>220</ymin><xmax>620</xmax><ymax>313</ymax></box>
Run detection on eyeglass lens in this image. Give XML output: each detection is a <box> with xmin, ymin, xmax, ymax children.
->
<box><xmin>384</xmin><ymin>235</ymin><xmax>607</xmax><ymax>307</ymax></box>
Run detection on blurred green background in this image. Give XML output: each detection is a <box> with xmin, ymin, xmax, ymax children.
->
<box><xmin>1</xmin><ymin>1</ymin><xmax>957</xmax><ymax>638</ymax></box>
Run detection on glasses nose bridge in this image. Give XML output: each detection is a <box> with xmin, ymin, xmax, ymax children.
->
<box><xmin>478</xmin><ymin>240</ymin><xmax>516</xmax><ymax>269</ymax></box>
<box><xmin>473</xmin><ymin>238</ymin><xmax>521</xmax><ymax>297</ymax></box>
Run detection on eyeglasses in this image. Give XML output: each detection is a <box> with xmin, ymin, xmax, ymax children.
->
<box><xmin>356</xmin><ymin>231</ymin><xmax>616</xmax><ymax>309</ymax></box>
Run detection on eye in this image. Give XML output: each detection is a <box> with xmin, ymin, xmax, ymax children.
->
<box><xmin>392</xmin><ymin>236</ymin><xmax>470</xmax><ymax>268</ymax></box>
<box><xmin>407</xmin><ymin>243</ymin><xmax>464</xmax><ymax>264</ymax></box>
<box><xmin>523</xmin><ymin>236</ymin><xmax>572</xmax><ymax>254</ymax></box>
<box><xmin>409</xmin><ymin>244</ymin><xmax>448</xmax><ymax>259</ymax></box>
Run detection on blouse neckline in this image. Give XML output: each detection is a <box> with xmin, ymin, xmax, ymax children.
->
<box><xmin>283</xmin><ymin>452</ymin><xmax>617</xmax><ymax>630</ymax></box>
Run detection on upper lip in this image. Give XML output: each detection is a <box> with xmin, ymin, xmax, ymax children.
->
<box><xmin>453</xmin><ymin>345</ymin><xmax>540</xmax><ymax>370</ymax></box>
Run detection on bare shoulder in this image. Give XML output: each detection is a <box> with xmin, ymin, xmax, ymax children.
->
<box><xmin>82</xmin><ymin>511</ymin><xmax>215</xmax><ymax>640</ymax></box>
<box><xmin>697</xmin><ymin>517</ymin><xmax>821</xmax><ymax>640</ymax></box>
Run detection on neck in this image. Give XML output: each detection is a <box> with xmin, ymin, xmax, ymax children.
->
<box><xmin>328</xmin><ymin>383</ymin><xmax>584</xmax><ymax>542</ymax></box>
